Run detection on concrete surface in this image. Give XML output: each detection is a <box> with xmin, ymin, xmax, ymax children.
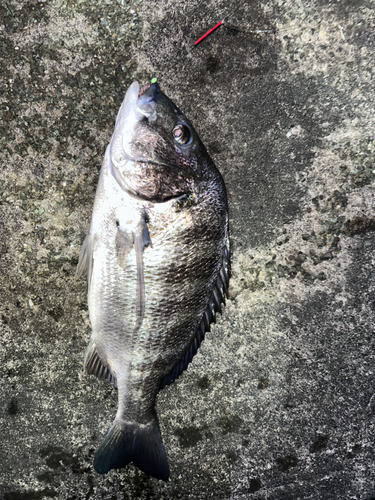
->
<box><xmin>1</xmin><ymin>0</ymin><xmax>375</xmax><ymax>498</ymax></box>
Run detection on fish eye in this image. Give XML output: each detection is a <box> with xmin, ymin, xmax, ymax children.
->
<box><xmin>172</xmin><ymin>124</ymin><xmax>191</xmax><ymax>145</ymax></box>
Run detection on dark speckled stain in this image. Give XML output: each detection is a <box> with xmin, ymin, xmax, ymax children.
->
<box><xmin>206</xmin><ymin>141</ymin><xmax>223</xmax><ymax>156</ymax></box>
<box><xmin>310</xmin><ymin>434</ymin><xmax>330</xmax><ymax>453</ymax></box>
<box><xmin>174</xmin><ymin>426</ymin><xmax>203</xmax><ymax>448</ymax></box>
<box><xmin>218</xmin><ymin>414</ymin><xmax>244</xmax><ymax>435</ymax></box>
<box><xmin>343</xmin><ymin>216</ymin><xmax>375</xmax><ymax>237</ymax></box>
<box><xmin>249</xmin><ymin>478</ymin><xmax>262</xmax><ymax>493</ymax></box>
<box><xmin>226</xmin><ymin>450</ymin><xmax>239</xmax><ymax>464</ymax></box>
<box><xmin>206</xmin><ymin>56</ymin><xmax>220</xmax><ymax>74</ymax></box>
<box><xmin>36</xmin><ymin>470</ymin><xmax>56</xmax><ymax>483</ymax></box>
<box><xmin>39</xmin><ymin>446</ymin><xmax>81</xmax><ymax>472</ymax></box>
<box><xmin>276</xmin><ymin>455</ymin><xmax>299</xmax><ymax>472</ymax></box>
<box><xmin>120</xmin><ymin>468</ymin><xmax>157</xmax><ymax>498</ymax></box>
<box><xmin>8</xmin><ymin>397</ymin><xmax>18</xmax><ymax>415</ymax></box>
<box><xmin>257</xmin><ymin>377</ymin><xmax>269</xmax><ymax>390</ymax></box>
<box><xmin>47</xmin><ymin>305</ymin><xmax>65</xmax><ymax>322</ymax></box>
<box><xmin>197</xmin><ymin>374</ymin><xmax>211</xmax><ymax>389</ymax></box>
<box><xmin>348</xmin><ymin>19</ymin><xmax>375</xmax><ymax>50</ymax></box>
<box><xmin>0</xmin><ymin>1</ymin><xmax>47</xmax><ymax>33</ymax></box>
<box><xmin>84</xmin><ymin>475</ymin><xmax>95</xmax><ymax>499</ymax></box>
<box><xmin>346</xmin><ymin>443</ymin><xmax>362</xmax><ymax>458</ymax></box>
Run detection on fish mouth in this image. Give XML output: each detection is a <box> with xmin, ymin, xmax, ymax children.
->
<box><xmin>114</xmin><ymin>81</ymin><xmax>160</xmax><ymax>129</ymax></box>
<box><xmin>138</xmin><ymin>82</ymin><xmax>160</xmax><ymax>100</ymax></box>
<box><xmin>136</xmin><ymin>82</ymin><xmax>160</xmax><ymax>117</ymax></box>
<box><xmin>112</xmin><ymin>81</ymin><xmax>160</xmax><ymax>162</ymax></box>
<box><xmin>112</xmin><ymin>81</ymin><xmax>178</xmax><ymax>171</ymax></box>
<box><xmin>138</xmin><ymin>83</ymin><xmax>149</xmax><ymax>97</ymax></box>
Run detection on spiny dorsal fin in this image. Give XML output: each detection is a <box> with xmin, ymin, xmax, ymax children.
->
<box><xmin>160</xmin><ymin>244</ymin><xmax>230</xmax><ymax>389</ymax></box>
<box><xmin>84</xmin><ymin>341</ymin><xmax>117</xmax><ymax>387</ymax></box>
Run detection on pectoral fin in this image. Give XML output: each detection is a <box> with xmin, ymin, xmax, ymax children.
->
<box><xmin>134</xmin><ymin>219</ymin><xmax>152</xmax><ymax>329</ymax></box>
<box><xmin>115</xmin><ymin>224</ymin><xmax>134</xmax><ymax>268</ymax></box>
<box><xmin>114</xmin><ymin>217</ymin><xmax>152</xmax><ymax>329</ymax></box>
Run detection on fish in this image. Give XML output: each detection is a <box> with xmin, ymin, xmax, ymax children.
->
<box><xmin>76</xmin><ymin>80</ymin><xmax>230</xmax><ymax>481</ymax></box>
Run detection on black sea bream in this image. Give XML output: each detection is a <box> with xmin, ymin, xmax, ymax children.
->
<box><xmin>77</xmin><ymin>81</ymin><xmax>229</xmax><ymax>481</ymax></box>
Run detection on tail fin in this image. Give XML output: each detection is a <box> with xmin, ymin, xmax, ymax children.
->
<box><xmin>93</xmin><ymin>419</ymin><xmax>170</xmax><ymax>481</ymax></box>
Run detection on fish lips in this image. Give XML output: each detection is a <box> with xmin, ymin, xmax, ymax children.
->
<box><xmin>138</xmin><ymin>82</ymin><xmax>160</xmax><ymax>104</ymax></box>
<box><xmin>136</xmin><ymin>82</ymin><xmax>163</xmax><ymax>121</ymax></box>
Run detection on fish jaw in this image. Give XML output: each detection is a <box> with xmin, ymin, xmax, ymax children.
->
<box><xmin>111</xmin><ymin>81</ymin><xmax>158</xmax><ymax>172</ymax></box>
<box><xmin>111</xmin><ymin>81</ymin><xmax>143</xmax><ymax>165</ymax></box>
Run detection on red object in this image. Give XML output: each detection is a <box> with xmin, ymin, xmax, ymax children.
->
<box><xmin>194</xmin><ymin>20</ymin><xmax>223</xmax><ymax>46</ymax></box>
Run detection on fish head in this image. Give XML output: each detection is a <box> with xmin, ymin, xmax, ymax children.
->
<box><xmin>110</xmin><ymin>81</ymin><xmax>210</xmax><ymax>202</ymax></box>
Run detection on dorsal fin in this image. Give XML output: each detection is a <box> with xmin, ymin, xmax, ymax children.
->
<box><xmin>160</xmin><ymin>245</ymin><xmax>230</xmax><ymax>389</ymax></box>
<box><xmin>84</xmin><ymin>341</ymin><xmax>117</xmax><ymax>387</ymax></box>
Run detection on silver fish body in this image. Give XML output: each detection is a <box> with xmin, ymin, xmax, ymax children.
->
<box><xmin>77</xmin><ymin>81</ymin><xmax>229</xmax><ymax>480</ymax></box>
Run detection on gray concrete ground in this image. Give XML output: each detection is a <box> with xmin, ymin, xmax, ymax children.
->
<box><xmin>1</xmin><ymin>0</ymin><xmax>375</xmax><ymax>498</ymax></box>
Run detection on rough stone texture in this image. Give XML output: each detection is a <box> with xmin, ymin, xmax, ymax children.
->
<box><xmin>1</xmin><ymin>0</ymin><xmax>375</xmax><ymax>499</ymax></box>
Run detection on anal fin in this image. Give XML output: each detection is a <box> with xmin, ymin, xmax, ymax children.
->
<box><xmin>84</xmin><ymin>341</ymin><xmax>117</xmax><ymax>387</ymax></box>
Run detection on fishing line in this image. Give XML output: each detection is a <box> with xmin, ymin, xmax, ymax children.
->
<box><xmin>146</xmin><ymin>1</ymin><xmax>276</xmax><ymax>85</ymax></box>
<box><xmin>194</xmin><ymin>1</ymin><xmax>276</xmax><ymax>46</ymax></box>
<box><xmin>194</xmin><ymin>22</ymin><xmax>276</xmax><ymax>46</ymax></box>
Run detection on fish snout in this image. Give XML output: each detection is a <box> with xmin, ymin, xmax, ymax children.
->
<box><xmin>137</xmin><ymin>83</ymin><xmax>160</xmax><ymax>118</ymax></box>
<box><xmin>138</xmin><ymin>82</ymin><xmax>160</xmax><ymax>102</ymax></box>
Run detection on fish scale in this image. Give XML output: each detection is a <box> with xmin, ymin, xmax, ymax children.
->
<box><xmin>77</xmin><ymin>81</ymin><xmax>229</xmax><ymax>481</ymax></box>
